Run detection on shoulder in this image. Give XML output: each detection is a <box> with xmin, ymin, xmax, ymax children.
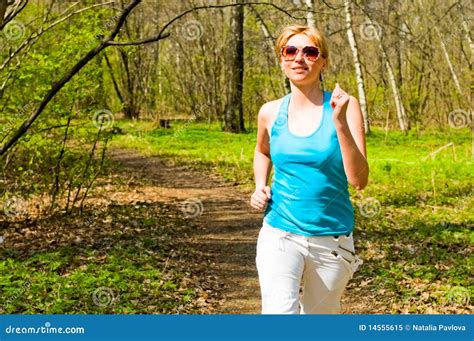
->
<box><xmin>257</xmin><ymin>97</ymin><xmax>286</xmax><ymax>134</ymax></box>
<box><xmin>258</xmin><ymin>98</ymin><xmax>284</xmax><ymax>122</ymax></box>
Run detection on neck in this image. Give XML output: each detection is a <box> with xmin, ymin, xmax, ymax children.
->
<box><xmin>289</xmin><ymin>80</ymin><xmax>324</xmax><ymax>107</ymax></box>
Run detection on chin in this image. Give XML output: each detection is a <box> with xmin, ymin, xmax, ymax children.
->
<box><xmin>289</xmin><ymin>77</ymin><xmax>315</xmax><ymax>86</ymax></box>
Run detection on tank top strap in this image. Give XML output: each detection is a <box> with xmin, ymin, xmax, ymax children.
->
<box><xmin>278</xmin><ymin>93</ymin><xmax>291</xmax><ymax>118</ymax></box>
<box><xmin>271</xmin><ymin>93</ymin><xmax>291</xmax><ymax>135</ymax></box>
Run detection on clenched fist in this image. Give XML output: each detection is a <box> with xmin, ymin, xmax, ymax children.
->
<box><xmin>330</xmin><ymin>83</ymin><xmax>350</xmax><ymax>124</ymax></box>
<box><xmin>250</xmin><ymin>186</ymin><xmax>272</xmax><ymax>211</ymax></box>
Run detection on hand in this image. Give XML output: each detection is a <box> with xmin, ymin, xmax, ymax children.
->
<box><xmin>330</xmin><ymin>83</ymin><xmax>350</xmax><ymax>124</ymax></box>
<box><xmin>250</xmin><ymin>186</ymin><xmax>271</xmax><ymax>211</ymax></box>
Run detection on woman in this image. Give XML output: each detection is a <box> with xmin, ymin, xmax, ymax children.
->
<box><xmin>251</xmin><ymin>25</ymin><xmax>368</xmax><ymax>314</ymax></box>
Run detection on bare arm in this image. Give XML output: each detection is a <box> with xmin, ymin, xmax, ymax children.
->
<box><xmin>251</xmin><ymin>104</ymin><xmax>274</xmax><ymax>210</ymax></box>
<box><xmin>254</xmin><ymin>105</ymin><xmax>273</xmax><ymax>188</ymax></box>
<box><xmin>332</xmin><ymin>94</ymin><xmax>369</xmax><ymax>190</ymax></box>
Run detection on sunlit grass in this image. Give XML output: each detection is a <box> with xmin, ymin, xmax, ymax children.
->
<box><xmin>110</xmin><ymin>120</ymin><xmax>473</xmax><ymax>313</ymax></box>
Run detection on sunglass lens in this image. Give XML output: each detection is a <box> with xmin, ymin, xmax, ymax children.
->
<box><xmin>303</xmin><ymin>46</ymin><xmax>319</xmax><ymax>60</ymax></box>
<box><xmin>284</xmin><ymin>46</ymin><xmax>298</xmax><ymax>59</ymax></box>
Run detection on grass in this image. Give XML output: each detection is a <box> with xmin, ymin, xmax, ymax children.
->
<box><xmin>1</xmin><ymin>118</ymin><xmax>472</xmax><ymax>313</ymax></box>
<box><xmin>109</xmin><ymin>120</ymin><xmax>473</xmax><ymax>313</ymax></box>
<box><xmin>0</xmin><ymin>202</ymin><xmax>202</xmax><ymax>314</ymax></box>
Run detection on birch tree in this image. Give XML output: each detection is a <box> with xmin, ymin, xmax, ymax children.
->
<box><xmin>344</xmin><ymin>0</ymin><xmax>369</xmax><ymax>133</ymax></box>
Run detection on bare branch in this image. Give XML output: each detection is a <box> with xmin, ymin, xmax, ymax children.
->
<box><xmin>0</xmin><ymin>0</ymin><xmax>28</xmax><ymax>29</ymax></box>
<box><xmin>106</xmin><ymin>2</ymin><xmax>301</xmax><ymax>46</ymax></box>
<box><xmin>0</xmin><ymin>0</ymin><xmax>142</xmax><ymax>156</ymax></box>
<box><xmin>0</xmin><ymin>2</ymin><xmax>114</xmax><ymax>72</ymax></box>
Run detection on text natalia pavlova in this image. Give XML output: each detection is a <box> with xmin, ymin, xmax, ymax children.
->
<box><xmin>412</xmin><ymin>324</ymin><xmax>466</xmax><ymax>331</ymax></box>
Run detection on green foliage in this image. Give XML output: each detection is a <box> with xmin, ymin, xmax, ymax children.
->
<box><xmin>0</xmin><ymin>204</ymin><xmax>198</xmax><ymax>314</ymax></box>
<box><xmin>110</xmin><ymin>122</ymin><xmax>473</xmax><ymax>312</ymax></box>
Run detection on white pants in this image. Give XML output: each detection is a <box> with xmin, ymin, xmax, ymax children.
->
<box><xmin>256</xmin><ymin>221</ymin><xmax>362</xmax><ymax>314</ymax></box>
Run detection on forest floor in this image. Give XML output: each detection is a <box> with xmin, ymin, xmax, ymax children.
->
<box><xmin>2</xmin><ymin>138</ymin><xmax>470</xmax><ymax>314</ymax></box>
<box><xmin>106</xmin><ymin>148</ymin><xmax>376</xmax><ymax>314</ymax></box>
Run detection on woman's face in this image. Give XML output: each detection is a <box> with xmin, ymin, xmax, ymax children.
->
<box><xmin>280</xmin><ymin>33</ymin><xmax>325</xmax><ymax>86</ymax></box>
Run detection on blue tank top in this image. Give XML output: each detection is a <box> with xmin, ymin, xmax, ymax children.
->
<box><xmin>263</xmin><ymin>91</ymin><xmax>354</xmax><ymax>236</ymax></box>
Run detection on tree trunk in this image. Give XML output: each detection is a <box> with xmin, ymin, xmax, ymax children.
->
<box><xmin>435</xmin><ymin>29</ymin><xmax>463</xmax><ymax>97</ymax></box>
<box><xmin>344</xmin><ymin>0</ymin><xmax>370</xmax><ymax>134</ymax></box>
<box><xmin>224</xmin><ymin>0</ymin><xmax>245</xmax><ymax>133</ymax></box>
<box><xmin>366</xmin><ymin>16</ymin><xmax>409</xmax><ymax>131</ymax></box>
<box><xmin>417</xmin><ymin>0</ymin><xmax>463</xmax><ymax>98</ymax></box>
<box><xmin>305</xmin><ymin>0</ymin><xmax>315</xmax><ymax>28</ymax></box>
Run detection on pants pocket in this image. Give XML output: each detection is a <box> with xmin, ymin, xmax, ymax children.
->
<box><xmin>333</xmin><ymin>237</ymin><xmax>363</xmax><ymax>277</ymax></box>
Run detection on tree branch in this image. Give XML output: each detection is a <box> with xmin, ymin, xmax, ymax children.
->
<box><xmin>0</xmin><ymin>0</ymin><xmax>28</xmax><ymax>30</ymax></box>
<box><xmin>0</xmin><ymin>0</ymin><xmax>142</xmax><ymax>156</ymax></box>
<box><xmin>0</xmin><ymin>1</ymin><xmax>301</xmax><ymax>155</ymax></box>
<box><xmin>106</xmin><ymin>2</ymin><xmax>301</xmax><ymax>46</ymax></box>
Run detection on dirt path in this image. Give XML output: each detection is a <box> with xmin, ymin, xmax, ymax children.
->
<box><xmin>109</xmin><ymin>149</ymin><xmax>261</xmax><ymax>313</ymax></box>
<box><xmin>109</xmin><ymin>148</ymin><xmax>367</xmax><ymax>314</ymax></box>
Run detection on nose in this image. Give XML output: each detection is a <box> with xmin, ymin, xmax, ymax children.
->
<box><xmin>294</xmin><ymin>48</ymin><xmax>305</xmax><ymax>62</ymax></box>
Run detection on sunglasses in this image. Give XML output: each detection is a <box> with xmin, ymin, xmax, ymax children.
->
<box><xmin>281</xmin><ymin>45</ymin><xmax>320</xmax><ymax>62</ymax></box>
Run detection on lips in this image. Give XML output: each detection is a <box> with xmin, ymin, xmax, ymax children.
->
<box><xmin>291</xmin><ymin>66</ymin><xmax>308</xmax><ymax>71</ymax></box>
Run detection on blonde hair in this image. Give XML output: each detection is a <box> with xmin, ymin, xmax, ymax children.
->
<box><xmin>275</xmin><ymin>25</ymin><xmax>330</xmax><ymax>68</ymax></box>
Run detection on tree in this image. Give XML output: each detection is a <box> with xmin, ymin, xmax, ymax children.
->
<box><xmin>224</xmin><ymin>0</ymin><xmax>245</xmax><ymax>133</ymax></box>
<box><xmin>0</xmin><ymin>0</ymin><xmax>28</xmax><ymax>29</ymax></box>
<box><xmin>364</xmin><ymin>6</ymin><xmax>409</xmax><ymax>132</ymax></box>
<box><xmin>344</xmin><ymin>0</ymin><xmax>370</xmax><ymax>134</ymax></box>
